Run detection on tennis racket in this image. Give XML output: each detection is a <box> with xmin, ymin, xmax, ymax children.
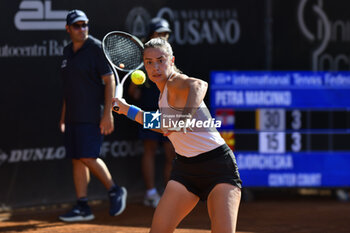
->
<box><xmin>102</xmin><ymin>31</ymin><xmax>144</xmax><ymax>111</ymax></box>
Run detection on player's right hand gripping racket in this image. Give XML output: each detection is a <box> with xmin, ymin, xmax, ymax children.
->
<box><xmin>102</xmin><ymin>31</ymin><xmax>144</xmax><ymax>111</ymax></box>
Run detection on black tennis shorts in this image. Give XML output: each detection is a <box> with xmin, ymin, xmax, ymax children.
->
<box><xmin>170</xmin><ymin>144</ymin><xmax>242</xmax><ymax>201</ymax></box>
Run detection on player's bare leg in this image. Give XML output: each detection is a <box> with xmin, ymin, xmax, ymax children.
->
<box><xmin>80</xmin><ymin>158</ymin><xmax>114</xmax><ymax>189</ymax></box>
<box><xmin>72</xmin><ymin>159</ymin><xmax>90</xmax><ymax>198</ymax></box>
<box><xmin>207</xmin><ymin>184</ymin><xmax>241</xmax><ymax>233</ymax></box>
<box><xmin>163</xmin><ymin>141</ymin><xmax>175</xmax><ymax>184</ymax></box>
<box><xmin>149</xmin><ymin>180</ymin><xmax>199</xmax><ymax>233</ymax></box>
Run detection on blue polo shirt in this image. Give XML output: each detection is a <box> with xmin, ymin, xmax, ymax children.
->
<box><xmin>61</xmin><ymin>36</ymin><xmax>112</xmax><ymax>124</ymax></box>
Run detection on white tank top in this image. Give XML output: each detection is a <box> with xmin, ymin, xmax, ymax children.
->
<box><xmin>158</xmin><ymin>78</ymin><xmax>225</xmax><ymax>157</ymax></box>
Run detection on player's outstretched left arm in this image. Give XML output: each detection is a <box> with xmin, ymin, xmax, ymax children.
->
<box><xmin>112</xmin><ymin>97</ymin><xmax>163</xmax><ymax>134</ymax></box>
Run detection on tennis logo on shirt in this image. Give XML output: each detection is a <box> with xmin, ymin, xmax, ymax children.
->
<box><xmin>143</xmin><ymin>110</ymin><xmax>162</xmax><ymax>129</ymax></box>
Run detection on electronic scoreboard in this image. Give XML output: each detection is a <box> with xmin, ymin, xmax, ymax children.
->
<box><xmin>210</xmin><ymin>71</ymin><xmax>350</xmax><ymax>187</ymax></box>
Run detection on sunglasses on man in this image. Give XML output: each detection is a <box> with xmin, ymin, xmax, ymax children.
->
<box><xmin>71</xmin><ymin>23</ymin><xmax>89</xmax><ymax>30</ymax></box>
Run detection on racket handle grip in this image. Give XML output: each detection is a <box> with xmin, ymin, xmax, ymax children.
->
<box><xmin>113</xmin><ymin>85</ymin><xmax>123</xmax><ymax>112</ymax></box>
<box><xmin>115</xmin><ymin>85</ymin><xmax>123</xmax><ymax>98</ymax></box>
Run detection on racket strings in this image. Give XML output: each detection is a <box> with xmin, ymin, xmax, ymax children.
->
<box><xmin>104</xmin><ymin>35</ymin><xmax>143</xmax><ymax>70</ymax></box>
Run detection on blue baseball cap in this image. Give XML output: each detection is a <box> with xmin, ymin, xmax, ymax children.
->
<box><xmin>66</xmin><ymin>9</ymin><xmax>89</xmax><ymax>25</ymax></box>
<box><xmin>149</xmin><ymin>17</ymin><xmax>171</xmax><ymax>34</ymax></box>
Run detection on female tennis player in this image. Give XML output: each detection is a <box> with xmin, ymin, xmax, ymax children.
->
<box><xmin>112</xmin><ymin>38</ymin><xmax>242</xmax><ymax>233</ymax></box>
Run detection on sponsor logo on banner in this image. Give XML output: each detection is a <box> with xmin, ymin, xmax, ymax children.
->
<box><xmin>100</xmin><ymin>140</ymin><xmax>143</xmax><ymax>158</ymax></box>
<box><xmin>125</xmin><ymin>7</ymin><xmax>151</xmax><ymax>39</ymax></box>
<box><xmin>0</xmin><ymin>141</ymin><xmax>143</xmax><ymax>166</ymax></box>
<box><xmin>14</xmin><ymin>0</ymin><xmax>68</xmax><ymax>30</ymax></box>
<box><xmin>0</xmin><ymin>0</ymin><xmax>68</xmax><ymax>57</ymax></box>
<box><xmin>0</xmin><ymin>40</ymin><xmax>69</xmax><ymax>57</ymax></box>
<box><xmin>126</xmin><ymin>7</ymin><xmax>240</xmax><ymax>45</ymax></box>
<box><xmin>0</xmin><ymin>146</ymin><xmax>66</xmax><ymax>165</ymax></box>
<box><xmin>297</xmin><ymin>0</ymin><xmax>350</xmax><ymax>71</ymax></box>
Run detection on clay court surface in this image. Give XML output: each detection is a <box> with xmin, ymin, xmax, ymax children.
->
<box><xmin>1</xmin><ymin>195</ymin><xmax>349</xmax><ymax>233</ymax></box>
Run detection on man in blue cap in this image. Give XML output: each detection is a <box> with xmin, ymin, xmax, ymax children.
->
<box><xmin>58</xmin><ymin>9</ymin><xmax>127</xmax><ymax>222</ymax></box>
<box><xmin>148</xmin><ymin>17</ymin><xmax>172</xmax><ymax>40</ymax></box>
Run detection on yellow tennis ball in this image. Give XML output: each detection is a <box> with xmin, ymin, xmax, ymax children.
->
<box><xmin>131</xmin><ymin>70</ymin><xmax>146</xmax><ymax>85</ymax></box>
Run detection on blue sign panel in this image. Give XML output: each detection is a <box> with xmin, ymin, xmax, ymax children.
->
<box><xmin>211</xmin><ymin>71</ymin><xmax>350</xmax><ymax>109</ymax></box>
<box><xmin>210</xmin><ymin>71</ymin><xmax>350</xmax><ymax>187</ymax></box>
